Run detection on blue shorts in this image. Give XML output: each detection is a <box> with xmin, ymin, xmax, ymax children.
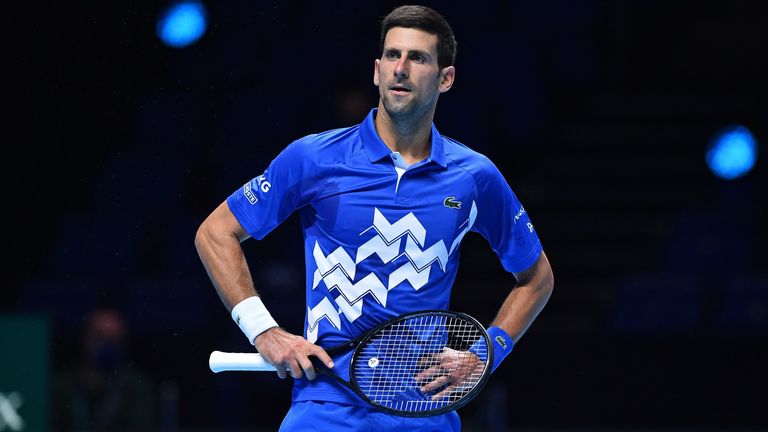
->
<box><xmin>278</xmin><ymin>400</ymin><xmax>461</xmax><ymax>432</ymax></box>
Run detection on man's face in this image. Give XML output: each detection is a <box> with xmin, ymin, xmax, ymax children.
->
<box><xmin>374</xmin><ymin>27</ymin><xmax>454</xmax><ymax>120</ymax></box>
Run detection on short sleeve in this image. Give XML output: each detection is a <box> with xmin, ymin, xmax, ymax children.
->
<box><xmin>226</xmin><ymin>138</ymin><xmax>322</xmax><ymax>240</ymax></box>
<box><xmin>471</xmin><ymin>159</ymin><xmax>542</xmax><ymax>273</ymax></box>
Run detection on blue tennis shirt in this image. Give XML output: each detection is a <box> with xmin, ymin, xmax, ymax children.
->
<box><xmin>227</xmin><ymin>108</ymin><xmax>542</xmax><ymax>406</ymax></box>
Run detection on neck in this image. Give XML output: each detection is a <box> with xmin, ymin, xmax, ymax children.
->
<box><xmin>374</xmin><ymin>102</ymin><xmax>435</xmax><ymax>165</ymax></box>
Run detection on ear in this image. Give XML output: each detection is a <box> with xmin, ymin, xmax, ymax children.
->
<box><xmin>373</xmin><ymin>59</ymin><xmax>381</xmax><ymax>87</ymax></box>
<box><xmin>438</xmin><ymin>65</ymin><xmax>455</xmax><ymax>93</ymax></box>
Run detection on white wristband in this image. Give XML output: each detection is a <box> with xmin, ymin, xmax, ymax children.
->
<box><xmin>231</xmin><ymin>296</ymin><xmax>279</xmax><ymax>345</ymax></box>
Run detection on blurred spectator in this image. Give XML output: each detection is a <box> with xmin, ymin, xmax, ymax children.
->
<box><xmin>51</xmin><ymin>307</ymin><xmax>157</xmax><ymax>432</ymax></box>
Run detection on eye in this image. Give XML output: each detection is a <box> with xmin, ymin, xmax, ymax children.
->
<box><xmin>385</xmin><ymin>50</ymin><xmax>399</xmax><ymax>60</ymax></box>
<box><xmin>409</xmin><ymin>53</ymin><xmax>426</xmax><ymax>64</ymax></box>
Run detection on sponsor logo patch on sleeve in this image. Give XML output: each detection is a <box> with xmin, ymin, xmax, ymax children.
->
<box><xmin>243</xmin><ymin>181</ymin><xmax>258</xmax><ymax>204</ymax></box>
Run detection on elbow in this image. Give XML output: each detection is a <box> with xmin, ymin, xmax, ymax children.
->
<box><xmin>514</xmin><ymin>251</ymin><xmax>554</xmax><ymax>299</ymax></box>
<box><xmin>543</xmin><ymin>268</ymin><xmax>554</xmax><ymax>299</ymax></box>
<box><xmin>544</xmin><ymin>256</ymin><xmax>554</xmax><ymax>290</ymax></box>
<box><xmin>194</xmin><ymin>214</ymin><xmax>244</xmax><ymax>255</ymax></box>
<box><xmin>194</xmin><ymin>221</ymin><xmax>210</xmax><ymax>253</ymax></box>
<box><xmin>539</xmin><ymin>257</ymin><xmax>555</xmax><ymax>300</ymax></box>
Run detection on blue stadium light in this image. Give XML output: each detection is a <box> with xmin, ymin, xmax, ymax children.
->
<box><xmin>705</xmin><ymin>125</ymin><xmax>758</xmax><ymax>180</ymax></box>
<box><xmin>157</xmin><ymin>1</ymin><xmax>207</xmax><ymax>48</ymax></box>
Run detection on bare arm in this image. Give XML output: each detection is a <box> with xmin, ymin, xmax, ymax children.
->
<box><xmin>194</xmin><ymin>201</ymin><xmax>332</xmax><ymax>379</ymax></box>
<box><xmin>194</xmin><ymin>201</ymin><xmax>258</xmax><ymax>310</ymax></box>
<box><xmin>491</xmin><ymin>251</ymin><xmax>554</xmax><ymax>341</ymax></box>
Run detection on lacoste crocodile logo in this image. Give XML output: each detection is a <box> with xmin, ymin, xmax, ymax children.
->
<box><xmin>443</xmin><ymin>196</ymin><xmax>461</xmax><ymax>209</ymax></box>
<box><xmin>495</xmin><ymin>335</ymin><xmax>508</xmax><ymax>349</ymax></box>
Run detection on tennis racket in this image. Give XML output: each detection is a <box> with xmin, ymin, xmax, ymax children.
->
<box><xmin>209</xmin><ymin>310</ymin><xmax>493</xmax><ymax>417</ymax></box>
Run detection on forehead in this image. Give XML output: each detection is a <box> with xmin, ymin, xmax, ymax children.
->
<box><xmin>383</xmin><ymin>27</ymin><xmax>439</xmax><ymax>55</ymax></box>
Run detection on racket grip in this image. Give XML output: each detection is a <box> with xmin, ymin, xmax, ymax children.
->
<box><xmin>209</xmin><ymin>350</ymin><xmax>277</xmax><ymax>373</ymax></box>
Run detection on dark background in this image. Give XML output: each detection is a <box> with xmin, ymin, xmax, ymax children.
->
<box><xmin>7</xmin><ymin>0</ymin><xmax>767</xmax><ymax>431</ymax></box>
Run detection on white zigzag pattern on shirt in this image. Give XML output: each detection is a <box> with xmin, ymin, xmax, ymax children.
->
<box><xmin>306</xmin><ymin>297</ymin><xmax>340</xmax><ymax>343</ymax></box>
<box><xmin>322</xmin><ymin>267</ymin><xmax>387</xmax><ymax>321</ymax></box>
<box><xmin>387</xmin><ymin>236</ymin><xmax>448</xmax><ymax>289</ymax></box>
<box><xmin>312</xmin><ymin>243</ymin><xmax>356</xmax><ymax>288</ymax></box>
<box><xmin>450</xmin><ymin>201</ymin><xmax>478</xmax><ymax>255</ymax></box>
<box><xmin>308</xmin><ymin>203</ymin><xmax>477</xmax><ymax>333</ymax></box>
<box><xmin>355</xmin><ymin>233</ymin><xmax>401</xmax><ymax>264</ymax></box>
<box><xmin>368</xmin><ymin>208</ymin><xmax>427</xmax><ymax>246</ymax></box>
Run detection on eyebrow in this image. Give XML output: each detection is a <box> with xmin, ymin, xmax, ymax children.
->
<box><xmin>384</xmin><ymin>48</ymin><xmax>432</xmax><ymax>59</ymax></box>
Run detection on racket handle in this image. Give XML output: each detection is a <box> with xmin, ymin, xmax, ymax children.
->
<box><xmin>209</xmin><ymin>350</ymin><xmax>277</xmax><ymax>373</ymax></box>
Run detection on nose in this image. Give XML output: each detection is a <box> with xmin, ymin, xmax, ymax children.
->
<box><xmin>394</xmin><ymin>56</ymin><xmax>408</xmax><ymax>79</ymax></box>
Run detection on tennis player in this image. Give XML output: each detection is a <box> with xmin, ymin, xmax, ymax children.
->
<box><xmin>195</xmin><ymin>5</ymin><xmax>554</xmax><ymax>431</ymax></box>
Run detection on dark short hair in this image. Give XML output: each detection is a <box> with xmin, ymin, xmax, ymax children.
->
<box><xmin>380</xmin><ymin>5</ymin><xmax>457</xmax><ymax>69</ymax></box>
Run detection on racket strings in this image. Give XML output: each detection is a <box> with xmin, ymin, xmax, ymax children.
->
<box><xmin>353</xmin><ymin>313</ymin><xmax>489</xmax><ymax>414</ymax></box>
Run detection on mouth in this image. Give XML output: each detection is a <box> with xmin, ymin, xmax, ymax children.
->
<box><xmin>389</xmin><ymin>85</ymin><xmax>411</xmax><ymax>94</ymax></box>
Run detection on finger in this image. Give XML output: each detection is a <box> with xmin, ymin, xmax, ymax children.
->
<box><xmin>414</xmin><ymin>365</ymin><xmax>442</xmax><ymax>383</ymax></box>
<box><xmin>297</xmin><ymin>355</ymin><xmax>316</xmax><ymax>381</ymax></box>
<box><xmin>308</xmin><ymin>345</ymin><xmax>334</xmax><ymax>369</ymax></box>
<box><xmin>417</xmin><ymin>354</ymin><xmax>438</xmax><ymax>368</ymax></box>
<box><xmin>466</xmin><ymin>350</ymin><xmax>481</xmax><ymax>362</ymax></box>
<box><xmin>420</xmin><ymin>374</ymin><xmax>451</xmax><ymax>393</ymax></box>
<box><xmin>275</xmin><ymin>366</ymin><xmax>288</xmax><ymax>380</ymax></box>
<box><xmin>287</xmin><ymin>361</ymin><xmax>303</xmax><ymax>380</ymax></box>
<box><xmin>431</xmin><ymin>384</ymin><xmax>457</xmax><ymax>401</ymax></box>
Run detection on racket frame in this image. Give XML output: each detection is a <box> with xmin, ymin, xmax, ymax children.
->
<box><xmin>344</xmin><ymin>309</ymin><xmax>493</xmax><ymax>417</ymax></box>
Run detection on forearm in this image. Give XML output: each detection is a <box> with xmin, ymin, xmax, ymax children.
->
<box><xmin>195</xmin><ymin>216</ymin><xmax>258</xmax><ymax>312</ymax></box>
<box><xmin>491</xmin><ymin>281</ymin><xmax>551</xmax><ymax>341</ymax></box>
<box><xmin>491</xmin><ymin>252</ymin><xmax>554</xmax><ymax>341</ymax></box>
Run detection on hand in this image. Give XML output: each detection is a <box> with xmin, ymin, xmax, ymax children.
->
<box><xmin>414</xmin><ymin>347</ymin><xmax>485</xmax><ymax>400</ymax></box>
<box><xmin>253</xmin><ymin>327</ymin><xmax>333</xmax><ymax>380</ymax></box>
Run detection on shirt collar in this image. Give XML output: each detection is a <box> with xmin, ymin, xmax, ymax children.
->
<box><xmin>359</xmin><ymin>108</ymin><xmax>447</xmax><ymax>168</ymax></box>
